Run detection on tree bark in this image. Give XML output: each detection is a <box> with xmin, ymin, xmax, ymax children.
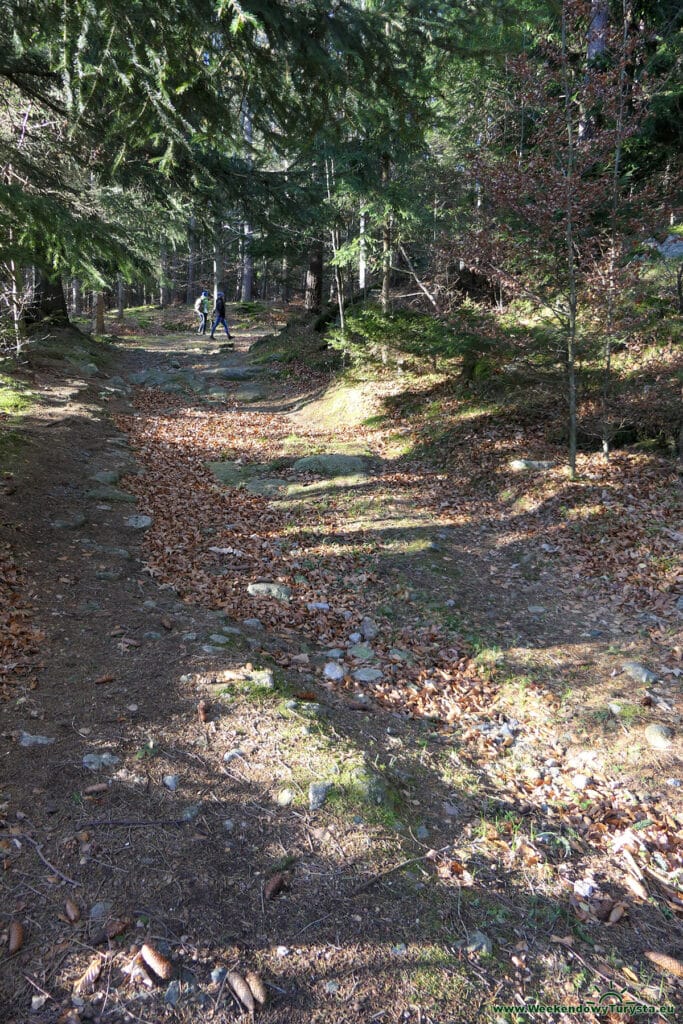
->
<box><xmin>117</xmin><ymin>274</ymin><xmax>124</xmax><ymax>320</ymax></box>
<box><xmin>27</xmin><ymin>269</ymin><xmax>69</xmax><ymax>325</ymax></box>
<box><xmin>305</xmin><ymin>242</ymin><xmax>323</xmax><ymax>312</ymax></box>
<box><xmin>71</xmin><ymin>278</ymin><xmax>81</xmax><ymax>315</ymax></box>
<box><xmin>186</xmin><ymin>216</ymin><xmax>196</xmax><ymax>306</ymax></box>
<box><xmin>380</xmin><ymin>154</ymin><xmax>392</xmax><ymax>314</ymax></box>
<box><xmin>95</xmin><ymin>290</ymin><xmax>105</xmax><ymax>334</ymax></box>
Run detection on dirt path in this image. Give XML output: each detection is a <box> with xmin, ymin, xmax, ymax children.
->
<box><xmin>1</xmin><ymin>319</ymin><xmax>680</xmax><ymax>1023</ymax></box>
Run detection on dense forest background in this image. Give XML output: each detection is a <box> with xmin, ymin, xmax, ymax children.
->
<box><xmin>1</xmin><ymin>0</ymin><xmax>681</xmax><ymax>466</ymax></box>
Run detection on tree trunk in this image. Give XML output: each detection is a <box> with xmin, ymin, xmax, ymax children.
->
<box><xmin>213</xmin><ymin>221</ymin><xmax>221</xmax><ymax>303</ymax></box>
<box><xmin>281</xmin><ymin>254</ymin><xmax>290</xmax><ymax>303</ymax></box>
<box><xmin>117</xmin><ymin>275</ymin><xmax>124</xmax><ymax>320</ymax></box>
<box><xmin>71</xmin><ymin>278</ymin><xmax>81</xmax><ymax>315</ymax></box>
<box><xmin>186</xmin><ymin>216</ymin><xmax>196</xmax><ymax>305</ymax></box>
<box><xmin>380</xmin><ymin>154</ymin><xmax>392</xmax><ymax>314</ymax></box>
<box><xmin>27</xmin><ymin>269</ymin><xmax>69</xmax><ymax>325</ymax></box>
<box><xmin>562</xmin><ymin>6</ymin><xmax>578</xmax><ymax>478</ymax></box>
<box><xmin>305</xmin><ymin>242</ymin><xmax>323</xmax><ymax>312</ymax></box>
<box><xmin>95</xmin><ymin>291</ymin><xmax>105</xmax><ymax>334</ymax></box>
<box><xmin>240</xmin><ymin>222</ymin><xmax>253</xmax><ymax>301</ymax></box>
<box><xmin>359</xmin><ymin>207</ymin><xmax>368</xmax><ymax>296</ymax></box>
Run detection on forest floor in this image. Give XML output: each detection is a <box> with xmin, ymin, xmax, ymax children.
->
<box><xmin>0</xmin><ymin>304</ymin><xmax>681</xmax><ymax>1024</ymax></box>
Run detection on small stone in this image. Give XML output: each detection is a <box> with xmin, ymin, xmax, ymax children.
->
<box><xmin>277</xmin><ymin>789</ymin><xmax>295</xmax><ymax>807</ymax></box>
<box><xmin>623</xmin><ymin>662</ymin><xmax>658</xmax><ymax>685</ymax></box>
<box><xmin>391</xmin><ymin>943</ymin><xmax>407</xmax><ymax>956</ymax></box>
<box><xmin>90</xmin><ymin>900</ymin><xmax>113</xmax><ymax>922</ymax></box>
<box><xmin>208</xmin><ymin>633</ymin><xmax>232</xmax><ymax>645</ymax></box>
<box><xmin>326</xmin><ymin>648</ymin><xmax>344</xmax><ymax>659</ymax></box>
<box><xmin>307</xmin><ymin>601</ymin><xmax>330</xmax><ymax>611</ymax></box>
<box><xmin>445</xmin><ymin>598</ymin><xmax>456</xmax><ymax>607</ymax></box>
<box><xmin>163</xmin><ymin>775</ymin><xmax>179</xmax><ymax>791</ymax></box>
<box><xmin>348</xmin><ymin>643</ymin><xmax>375</xmax><ymax>661</ymax></box>
<box><xmin>527</xmin><ymin>605</ymin><xmax>546</xmax><ymax>615</ymax></box>
<box><xmin>96</xmin><ymin>569</ymin><xmax>122</xmax><ymax>581</ymax></box>
<box><xmin>247</xmin><ymin>582</ymin><xmax>291</xmax><ymax>601</ymax></box>
<box><xmin>353</xmin><ymin>667</ymin><xmax>383</xmax><ymax>684</ymax></box>
<box><xmin>19</xmin><ymin>731</ymin><xmax>55</xmax><ymax>747</ymax></box>
<box><xmin>142</xmin><ymin>599</ymin><xmax>157</xmax><ymax>610</ymax></box>
<box><xmin>223</xmin><ymin>749</ymin><xmax>245</xmax><ymax>763</ymax></box>
<box><xmin>211</xmin><ymin>967</ymin><xmax>227</xmax><ymax>984</ymax></box>
<box><xmin>465</xmin><ymin>930</ymin><xmax>492</xmax><ymax>956</ymax></box>
<box><xmin>182</xmin><ymin>632</ymin><xmax>198</xmax><ymax>641</ymax></box>
<box><xmin>416</xmin><ymin>825</ymin><xmax>430</xmax><ymax>840</ymax></box>
<box><xmin>525</xmin><ymin>767</ymin><xmax>542</xmax><ymax>782</ymax></box>
<box><xmin>275</xmin><ymin>946</ymin><xmax>290</xmax><ymax>957</ymax></box>
<box><xmin>348</xmin><ymin>632</ymin><xmax>362</xmax><ymax>643</ymax></box>
<box><xmin>143</xmin><ymin>631</ymin><xmax>162</xmax><ymax>640</ymax></box>
<box><xmin>509</xmin><ymin>459</ymin><xmax>554</xmax><ymax>472</ymax></box>
<box><xmin>165</xmin><ymin>980</ymin><xmax>182</xmax><ymax>1007</ymax></box>
<box><xmin>90</xmin><ymin>470</ymin><xmax>121</xmax><ymax>485</ymax></box>
<box><xmin>309</xmin><ymin>781</ymin><xmax>332</xmax><ymax>810</ymax></box>
<box><xmin>242</xmin><ymin>617</ymin><xmax>264</xmax><ymax>630</ymax></box>
<box><xmin>572</xmin><ymin>773</ymin><xmax>589</xmax><ymax>791</ymax></box>
<box><xmin>201</xmin><ymin>644</ymin><xmax>226</xmax><ymax>654</ymax></box>
<box><xmin>325</xmin><ymin>980</ymin><xmax>340</xmax><ymax>994</ymax></box>
<box><xmin>51</xmin><ymin>513</ymin><xmax>86</xmax><ymax>530</ymax></box>
<box><xmin>644</xmin><ymin>723</ymin><xmax>674</xmax><ymax>750</ymax></box>
<box><xmin>181</xmin><ymin>803</ymin><xmax>201</xmax><ymax>821</ymax></box>
<box><xmin>360</xmin><ymin>617</ymin><xmax>378</xmax><ymax>640</ymax></box>
<box><xmin>249</xmin><ymin>668</ymin><xmax>275</xmax><ymax>688</ymax></box>
<box><xmin>125</xmin><ymin>514</ymin><xmax>153</xmax><ymax>529</ymax></box>
<box><xmin>83</xmin><ymin>752</ymin><xmax>120</xmax><ymax>770</ymax></box>
<box><xmin>573</xmin><ymin>878</ymin><xmax>596</xmax><ymax>898</ymax></box>
<box><xmin>222</xmin><ymin>819</ymin><xmax>234</xmax><ymax>833</ymax></box>
<box><xmin>324</xmin><ymin>662</ymin><xmax>345</xmax><ymax>682</ymax></box>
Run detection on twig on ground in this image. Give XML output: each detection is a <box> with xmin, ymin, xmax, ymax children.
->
<box><xmin>77</xmin><ymin>818</ymin><xmax>185</xmax><ymax>828</ymax></box>
<box><xmin>18</xmin><ymin>834</ymin><xmax>81</xmax><ymax>887</ymax></box>
<box><xmin>351</xmin><ymin>845</ymin><xmax>451</xmax><ymax>896</ymax></box>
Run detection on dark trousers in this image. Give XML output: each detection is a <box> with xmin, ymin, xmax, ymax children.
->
<box><xmin>210</xmin><ymin>315</ymin><xmax>230</xmax><ymax>337</ymax></box>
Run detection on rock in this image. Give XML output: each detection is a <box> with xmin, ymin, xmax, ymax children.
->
<box><xmin>19</xmin><ymin>732</ymin><xmax>55</xmax><ymax>747</ymax></box>
<box><xmin>125</xmin><ymin>514</ymin><xmax>153</xmax><ymax>529</ymax></box>
<box><xmin>465</xmin><ymin>930</ymin><xmax>492</xmax><ymax>956</ymax></box>
<box><xmin>87</xmin><ymin>486</ymin><xmax>135</xmax><ymax>502</ymax></box>
<box><xmin>571</xmin><ymin>773</ymin><xmax>590</xmax><ymax>791</ymax></box>
<box><xmin>623</xmin><ymin>661</ymin><xmax>658</xmax><ymax>685</ymax></box>
<box><xmin>277</xmin><ymin>789</ymin><xmax>295</xmax><ymax>807</ymax></box>
<box><xmin>348</xmin><ymin>643</ymin><xmax>375</xmax><ymax>661</ymax></box>
<box><xmin>201</xmin><ymin>644</ymin><xmax>227</xmax><ymax>654</ymax></box>
<box><xmin>181</xmin><ymin>803</ymin><xmax>201</xmax><ymax>821</ymax></box>
<box><xmin>248</xmin><ymin>668</ymin><xmax>275</xmax><ymax>689</ymax></box>
<box><xmin>307</xmin><ymin>601</ymin><xmax>330</xmax><ymax>611</ymax></box>
<box><xmin>89</xmin><ymin>900</ymin><xmax>113</xmax><ymax>922</ymax></box>
<box><xmin>208</xmin><ymin>633</ymin><xmax>232</xmax><ymax>645</ymax></box>
<box><xmin>326</xmin><ymin>648</ymin><xmax>344</xmax><ymax>659</ymax></box>
<box><xmin>247</xmin><ymin>582</ymin><xmax>291</xmax><ymax>601</ymax></box>
<box><xmin>164</xmin><ymin>981</ymin><xmax>182</xmax><ymax>1007</ymax></box>
<box><xmin>292</xmin><ymin>453</ymin><xmax>370</xmax><ymax>477</ymax></box>
<box><xmin>90</xmin><ymin>470</ymin><xmax>121</xmax><ymax>485</ymax></box>
<box><xmin>308</xmin><ymin>781</ymin><xmax>333</xmax><ymax>810</ymax></box>
<box><xmin>163</xmin><ymin>775</ymin><xmax>179</xmax><ymax>791</ymax></box>
<box><xmin>245</xmin><ymin>477</ymin><xmax>282</xmax><ymax>496</ymax></box>
<box><xmin>388</xmin><ymin>647</ymin><xmax>413</xmax><ymax>663</ymax></box>
<box><xmin>51</xmin><ymin>513</ymin><xmax>86</xmax><ymax>529</ymax></box>
<box><xmin>527</xmin><ymin>605</ymin><xmax>546</xmax><ymax>615</ymax></box>
<box><xmin>223</xmin><ymin>749</ymin><xmax>245</xmax><ymax>763</ymax></box>
<box><xmin>391</xmin><ymin>944</ymin><xmax>407</xmax><ymax>956</ymax></box>
<box><xmin>83</xmin><ymin>752</ymin><xmax>120</xmax><ymax>770</ymax></box>
<box><xmin>143</xmin><ymin>631</ymin><xmax>162</xmax><ymax>640</ymax></box>
<box><xmin>324</xmin><ymin>662</ymin><xmax>345</xmax><ymax>682</ymax></box>
<box><xmin>509</xmin><ymin>459</ymin><xmax>554</xmax><ymax>472</ymax></box>
<box><xmin>416</xmin><ymin>825</ymin><xmax>430</xmax><ymax>840</ymax></box>
<box><xmin>360</xmin><ymin>617</ymin><xmax>378</xmax><ymax>640</ymax></box>
<box><xmin>218</xmin><ymin>367</ymin><xmax>257</xmax><ymax>381</ymax></box>
<box><xmin>348</xmin><ymin>632</ymin><xmax>362</xmax><ymax>643</ymax></box>
<box><xmin>96</xmin><ymin>569</ymin><xmax>122</xmax><ymax>581</ymax></box>
<box><xmin>234</xmin><ymin>387</ymin><xmax>264</xmax><ymax>402</ymax></box>
<box><xmin>352</xmin><ymin>667</ymin><xmax>383</xmax><ymax>684</ymax></box>
<box><xmin>242</xmin><ymin>617</ymin><xmax>264</xmax><ymax>630</ymax></box>
<box><xmin>645</xmin><ymin>723</ymin><xmax>674</xmax><ymax>750</ymax></box>
<box><xmin>350</xmin><ymin>768</ymin><xmax>391</xmax><ymax>807</ymax></box>
<box><xmin>222</xmin><ymin>820</ymin><xmax>234</xmax><ymax>833</ymax></box>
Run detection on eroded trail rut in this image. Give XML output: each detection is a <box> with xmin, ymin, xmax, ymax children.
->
<box><xmin>1</xmin><ymin>327</ymin><xmax>681</xmax><ymax>1023</ymax></box>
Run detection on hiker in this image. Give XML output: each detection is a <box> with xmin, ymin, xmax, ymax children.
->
<box><xmin>210</xmin><ymin>291</ymin><xmax>233</xmax><ymax>344</ymax></box>
<box><xmin>194</xmin><ymin>290</ymin><xmax>209</xmax><ymax>334</ymax></box>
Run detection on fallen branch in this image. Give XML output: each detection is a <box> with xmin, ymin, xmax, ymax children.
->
<box><xmin>18</xmin><ymin>834</ymin><xmax>81</xmax><ymax>887</ymax></box>
<box><xmin>351</xmin><ymin>845</ymin><xmax>451</xmax><ymax>896</ymax></box>
<box><xmin>77</xmin><ymin>818</ymin><xmax>185</xmax><ymax>828</ymax></box>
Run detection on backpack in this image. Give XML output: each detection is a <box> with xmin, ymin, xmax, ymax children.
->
<box><xmin>194</xmin><ymin>295</ymin><xmax>203</xmax><ymax>313</ymax></box>
<box><xmin>215</xmin><ymin>296</ymin><xmax>225</xmax><ymax>316</ymax></box>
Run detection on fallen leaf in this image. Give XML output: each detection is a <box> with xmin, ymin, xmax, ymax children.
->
<box><xmin>65</xmin><ymin>898</ymin><xmax>81</xmax><ymax>923</ymax></box>
<box><xmin>94</xmin><ymin>674</ymin><xmax>114</xmax><ymax>685</ymax></box>
<box><xmin>264</xmin><ymin>872</ymin><xmax>287</xmax><ymax>900</ymax></box>
<box><xmin>645</xmin><ymin>951</ymin><xmax>683</xmax><ymax>979</ymax></box>
<box><xmin>74</xmin><ymin>957</ymin><xmax>101</xmax><ymax>994</ymax></box>
<box><xmin>8</xmin><ymin>919</ymin><xmax>23</xmax><ymax>953</ymax></box>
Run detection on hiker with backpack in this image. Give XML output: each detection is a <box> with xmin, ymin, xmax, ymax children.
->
<box><xmin>210</xmin><ymin>291</ymin><xmax>233</xmax><ymax>345</ymax></box>
<box><xmin>194</xmin><ymin>290</ymin><xmax>209</xmax><ymax>334</ymax></box>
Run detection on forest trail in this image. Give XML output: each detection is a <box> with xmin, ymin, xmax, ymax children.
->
<box><xmin>1</xmin><ymin>314</ymin><xmax>681</xmax><ymax>1022</ymax></box>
